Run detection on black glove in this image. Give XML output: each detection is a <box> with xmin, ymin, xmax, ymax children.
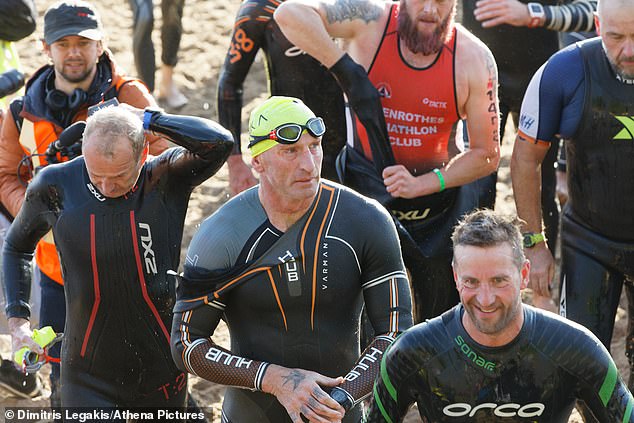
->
<box><xmin>329</xmin><ymin>53</ymin><xmax>394</xmax><ymax>173</ymax></box>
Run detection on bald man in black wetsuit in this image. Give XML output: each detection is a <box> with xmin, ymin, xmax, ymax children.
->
<box><xmin>366</xmin><ymin>210</ymin><xmax>634</xmax><ymax>422</ymax></box>
<box><xmin>218</xmin><ymin>0</ymin><xmax>346</xmax><ymax>195</ymax></box>
<box><xmin>3</xmin><ymin>106</ymin><xmax>232</xmax><ymax>412</ymax></box>
<box><xmin>171</xmin><ymin>96</ymin><xmax>413</xmax><ymax>422</ymax></box>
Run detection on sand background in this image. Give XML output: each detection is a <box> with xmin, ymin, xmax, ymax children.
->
<box><xmin>0</xmin><ymin>0</ymin><xmax>627</xmax><ymax>421</ymax></box>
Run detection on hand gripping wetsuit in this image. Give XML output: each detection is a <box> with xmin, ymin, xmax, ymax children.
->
<box><xmin>171</xmin><ymin>181</ymin><xmax>413</xmax><ymax>422</ymax></box>
<box><xmin>366</xmin><ymin>305</ymin><xmax>634</xmax><ymax>422</ymax></box>
<box><xmin>460</xmin><ymin>0</ymin><xmax>596</xmax><ymax>246</ymax></box>
<box><xmin>217</xmin><ymin>0</ymin><xmax>346</xmax><ymax>180</ymax></box>
<box><xmin>341</xmin><ymin>5</ymin><xmax>476</xmax><ymax>321</ymax></box>
<box><xmin>518</xmin><ymin>38</ymin><xmax>634</xmax><ymax>390</ymax></box>
<box><xmin>2</xmin><ymin>112</ymin><xmax>233</xmax><ymax>409</ymax></box>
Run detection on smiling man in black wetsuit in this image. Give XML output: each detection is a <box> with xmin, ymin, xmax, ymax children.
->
<box><xmin>366</xmin><ymin>209</ymin><xmax>634</xmax><ymax>422</ymax></box>
<box><xmin>171</xmin><ymin>96</ymin><xmax>413</xmax><ymax>422</ymax></box>
<box><xmin>2</xmin><ymin>106</ymin><xmax>232</xmax><ymax>413</ymax></box>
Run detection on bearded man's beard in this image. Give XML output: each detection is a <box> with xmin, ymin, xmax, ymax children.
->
<box><xmin>398</xmin><ymin>1</ymin><xmax>455</xmax><ymax>56</ymax></box>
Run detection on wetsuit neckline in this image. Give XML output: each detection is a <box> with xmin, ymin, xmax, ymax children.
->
<box><xmin>82</xmin><ymin>159</ymin><xmax>146</xmax><ymax>203</ymax></box>
<box><xmin>454</xmin><ymin>304</ymin><xmax>532</xmax><ymax>354</ymax></box>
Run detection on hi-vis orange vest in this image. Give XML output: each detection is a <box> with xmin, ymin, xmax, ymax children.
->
<box><xmin>18</xmin><ymin>78</ymin><xmax>130</xmax><ymax>285</ymax></box>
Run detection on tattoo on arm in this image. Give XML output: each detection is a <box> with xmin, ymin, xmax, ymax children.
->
<box><xmin>324</xmin><ymin>0</ymin><xmax>382</xmax><ymax>24</ymax></box>
<box><xmin>484</xmin><ymin>51</ymin><xmax>499</xmax><ymax>135</ymax></box>
<box><xmin>282</xmin><ymin>370</ymin><xmax>306</xmax><ymax>391</ymax></box>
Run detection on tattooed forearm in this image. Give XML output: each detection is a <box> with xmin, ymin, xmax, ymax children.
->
<box><xmin>282</xmin><ymin>370</ymin><xmax>306</xmax><ymax>391</ymax></box>
<box><xmin>324</xmin><ymin>0</ymin><xmax>382</xmax><ymax>24</ymax></box>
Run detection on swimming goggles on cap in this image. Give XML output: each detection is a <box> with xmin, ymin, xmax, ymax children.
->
<box><xmin>249</xmin><ymin>117</ymin><xmax>326</xmax><ymax>147</ymax></box>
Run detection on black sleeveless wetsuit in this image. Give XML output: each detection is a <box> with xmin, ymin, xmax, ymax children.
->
<box><xmin>3</xmin><ymin>118</ymin><xmax>233</xmax><ymax>410</ymax></box>
<box><xmin>171</xmin><ymin>181</ymin><xmax>413</xmax><ymax>422</ymax></box>
<box><xmin>217</xmin><ymin>0</ymin><xmax>346</xmax><ymax>180</ymax></box>
<box><xmin>558</xmin><ymin>39</ymin><xmax>634</xmax><ymax>371</ymax></box>
<box><xmin>367</xmin><ymin>305</ymin><xmax>634</xmax><ymax>422</ymax></box>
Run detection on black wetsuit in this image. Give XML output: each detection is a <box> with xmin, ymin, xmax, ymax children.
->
<box><xmin>2</xmin><ymin>112</ymin><xmax>233</xmax><ymax>410</ymax></box>
<box><xmin>171</xmin><ymin>181</ymin><xmax>413</xmax><ymax>422</ymax></box>
<box><xmin>518</xmin><ymin>38</ymin><xmax>634</xmax><ymax>390</ymax></box>
<box><xmin>367</xmin><ymin>305</ymin><xmax>634</xmax><ymax>422</ymax></box>
<box><xmin>460</xmin><ymin>0</ymin><xmax>595</xmax><ymax>248</ymax></box>
<box><xmin>217</xmin><ymin>0</ymin><xmax>346</xmax><ymax>180</ymax></box>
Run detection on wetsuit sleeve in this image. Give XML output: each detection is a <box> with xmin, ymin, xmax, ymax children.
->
<box><xmin>144</xmin><ymin>110</ymin><xmax>234</xmax><ymax>185</ymax></box>
<box><xmin>170</xmin><ymin>284</ymin><xmax>270</xmax><ymax>391</ymax></box>
<box><xmin>329</xmin><ymin>53</ymin><xmax>395</xmax><ymax>172</ymax></box>
<box><xmin>544</xmin><ymin>0</ymin><xmax>595</xmax><ymax>32</ymax></box>
<box><xmin>333</xmin><ymin>203</ymin><xmax>414</xmax><ymax>410</ymax></box>
<box><xmin>2</xmin><ymin>168</ymin><xmax>57</xmax><ymax>319</ymax></box>
<box><xmin>517</xmin><ymin>45</ymin><xmax>585</xmax><ymax>145</ymax></box>
<box><xmin>217</xmin><ymin>0</ymin><xmax>267</xmax><ymax>155</ymax></box>
<box><xmin>565</xmin><ymin>327</ymin><xmax>634</xmax><ymax>421</ymax></box>
<box><xmin>364</xmin><ymin>332</ymin><xmax>422</xmax><ymax>423</ymax></box>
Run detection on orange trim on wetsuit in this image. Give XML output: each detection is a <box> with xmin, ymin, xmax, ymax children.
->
<box><xmin>357</xmin><ymin>3</ymin><xmax>460</xmax><ymax>175</ymax></box>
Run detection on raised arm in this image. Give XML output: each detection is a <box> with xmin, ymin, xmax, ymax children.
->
<box><xmin>143</xmin><ymin>109</ymin><xmax>233</xmax><ymax>185</ymax></box>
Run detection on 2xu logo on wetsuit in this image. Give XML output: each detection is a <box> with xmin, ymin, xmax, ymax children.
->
<box><xmin>443</xmin><ymin>403</ymin><xmax>545</xmax><ymax>418</ymax></box>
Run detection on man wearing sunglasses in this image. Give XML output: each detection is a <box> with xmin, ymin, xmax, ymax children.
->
<box><xmin>171</xmin><ymin>96</ymin><xmax>413</xmax><ymax>422</ymax></box>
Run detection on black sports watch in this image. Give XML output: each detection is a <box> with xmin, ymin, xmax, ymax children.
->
<box><xmin>523</xmin><ymin>232</ymin><xmax>545</xmax><ymax>248</ymax></box>
<box><xmin>329</xmin><ymin>387</ymin><xmax>353</xmax><ymax>412</ymax></box>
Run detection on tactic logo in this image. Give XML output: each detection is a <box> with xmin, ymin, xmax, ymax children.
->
<box><xmin>455</xmin><ymin>335</ymin><xmax>495</xmax><ymax>371</ymax></box>
<box><xmin>443</xmin><ymin>402</ymin><xmax>545</xmax><ymax>418</ymax></box>
<box><xmin>138</xmin><ymin>222</ymin><xmax>158</xmax><ymax>275</ymax></box>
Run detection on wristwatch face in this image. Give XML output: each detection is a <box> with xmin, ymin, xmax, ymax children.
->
<box><xmin>523</xmin><ymin>233</ymin><xmax>543</xmax><ymax>248</ymax></box>
<box><xmin>529</xmin><ymin>3</ymin><xmax>543</xmax><ymax>14</ymax></box>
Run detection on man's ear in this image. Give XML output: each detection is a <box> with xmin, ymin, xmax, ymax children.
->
<box><xmin>252</xmin><ymin>154</ymin><xmax>265</xmax><ymax>173</ymax></box>
<box><xmin>594</xmin><ymin>13</ymin><xmax>601</xmax><ymax>35</ymax></box>
<box><xmin>42</xmin><ymin>40</ymin><xmax>52</xmax><ymax>59</ymax></box>
<box><xmin>96</xmin><ymin>41</ymin><xmax>104</xmax><ymax>58</ymax></box>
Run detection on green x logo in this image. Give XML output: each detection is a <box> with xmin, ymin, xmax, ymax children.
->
<box><xmin>613</xmin><ymin>115</ymin><xmax>634</xmax><ymax>140</ymax></box>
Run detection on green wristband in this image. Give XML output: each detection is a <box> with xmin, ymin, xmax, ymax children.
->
<box><xmin>433</xmin><ymin>168</ymin><xmax>446</xmax><ymax>192</ymax></box>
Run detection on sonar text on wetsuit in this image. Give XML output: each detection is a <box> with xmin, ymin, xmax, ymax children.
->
<box><xmin>367</xmin><ymin>305</ymin><xmax>634</xmax><ymax>422</ymax></box>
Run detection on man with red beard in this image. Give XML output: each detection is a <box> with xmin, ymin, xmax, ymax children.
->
<box><xmin>275</xmin><ymin>0</ymin><xmax>500</xmax><ymax>322</ymax></box>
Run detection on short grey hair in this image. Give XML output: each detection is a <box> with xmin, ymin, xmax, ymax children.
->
<box><xmin>82</xmin><ymin>106</ymin><xmax>145</xmax><ymax>160</ymax></box>
<box><xmin>452</xmin><ymin>209</ymin><xmax>526</xmax><ymax>269</ymax></box>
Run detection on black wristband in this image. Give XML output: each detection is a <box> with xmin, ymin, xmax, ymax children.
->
<box><xmin>330</xmin><ymin>387</ymin><xmax>354</xmax><ymax>412</ymax></box>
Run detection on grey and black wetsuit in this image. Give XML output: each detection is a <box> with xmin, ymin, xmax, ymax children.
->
<box><xmin>171</xmin><ymin>181</ymin><xmax>413</xmax><ymax>422</ymax></box>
